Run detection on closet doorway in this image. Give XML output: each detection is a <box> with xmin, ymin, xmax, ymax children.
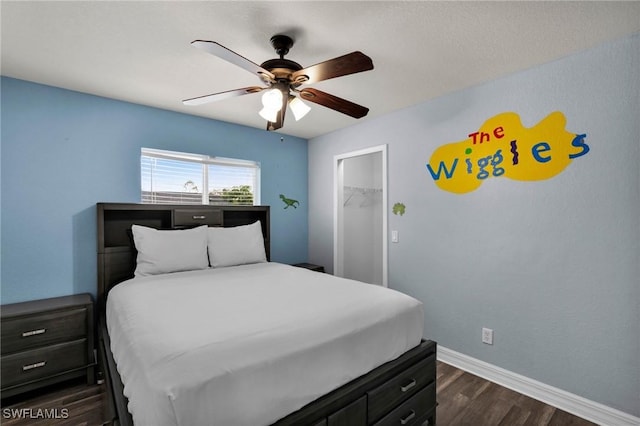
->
<box><xmin>334</xmin><ymin>145</ymin><xmax>387</xmax><ymax>287</ymax></box>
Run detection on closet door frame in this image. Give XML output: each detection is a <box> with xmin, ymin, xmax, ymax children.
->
<box><xmin>333</xmin><ymin>144</ymin><xmax>388</xmax><ymax>287</ymax></box>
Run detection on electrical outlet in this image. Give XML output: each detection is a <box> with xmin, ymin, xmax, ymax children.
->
<box><xmin>482</xmin><ymin>327</ymin><xmax>494</xmax><ymax>345</ymax></box>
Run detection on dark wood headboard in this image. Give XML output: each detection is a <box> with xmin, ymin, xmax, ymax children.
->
<box><xmin>97</xmin><ymin>203</ymin><xmax>270</xmax><ymax>310</ymax></box>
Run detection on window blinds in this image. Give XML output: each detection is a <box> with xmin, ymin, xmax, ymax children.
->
<box><xmin>141</xmin><ymin>148</ymin><xmax>260</xmax><ymax>205</ymax></box>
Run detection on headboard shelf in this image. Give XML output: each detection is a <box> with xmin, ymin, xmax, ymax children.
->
<box><xmin>97</xmin><ymin>203</ymin><xmax>270</xmax><ymax>310</ymax></box>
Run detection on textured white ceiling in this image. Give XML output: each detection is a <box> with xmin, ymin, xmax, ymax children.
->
<box><xmin>2</xmin><ymin>1</ymin><xmax>639</xmax><ymax>139</ymax></box>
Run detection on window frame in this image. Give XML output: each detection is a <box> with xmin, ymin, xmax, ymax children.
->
<box><xmin>141</xmin><ymin>147</ymin><xmax>261</xmax><ymax>205</ymax></box>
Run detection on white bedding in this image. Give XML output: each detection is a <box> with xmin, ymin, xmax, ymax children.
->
<box><xmin>106</xmin><ymin>262</ymin><xmax>424</xmax><ymax>426</ymax></box>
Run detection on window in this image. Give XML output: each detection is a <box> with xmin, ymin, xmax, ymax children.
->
<box><xmin>141</xmin><ymin>148</ymin><xmax>260</xmax><ymax>205</ymax></box>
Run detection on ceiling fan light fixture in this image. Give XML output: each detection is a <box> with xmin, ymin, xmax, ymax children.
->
<box><xmin>259</xmin><ymin>88</ymin><xmax>284</xmax><ymax>122</ymax></box>
<box><xmin>261</xmin><ymin>88</ymin><xmax>283</xmax><ymax>110</ymax></box>
<box><xmin>259</xmin><ymin>106</ymin><xmax>279</xmax><ymax>122</ymax></box>
<box><xmin>289</xmin><ymin>96</ymin><xmax>311</xmax><ymax>121</ymax></box>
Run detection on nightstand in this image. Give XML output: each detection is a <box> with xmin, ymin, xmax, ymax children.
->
<box><xmin>292</xmin><ymin>263</ymin><xmax>325</xmax><ymax>273</ymax></box>
<box><xmin>1</xmin><ymin>294</ymin><xmax>95</xmax><ymax>399</ymax></box>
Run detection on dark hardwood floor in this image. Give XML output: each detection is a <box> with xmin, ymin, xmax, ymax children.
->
<box><xmin>436</xmin><ymin>361</ymin><xmax>597</xmax><ymax>426</ymax></box>
<box><xmin>0</xmin><ymin>378</ymin><xmax>111</xmax><ymax>426</ymax></box>
<box><xmin>1</xmin><ymin>362</ymin><xmax>597</xmax><ymax>425</ymax></box>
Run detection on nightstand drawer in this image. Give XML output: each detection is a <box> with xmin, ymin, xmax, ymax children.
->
<box><xmin>1</xmin><ymin>307</ymin><xmax>87</xmax><ymax>354</ymax></box>
<box><xmin>372</xmin><ymin>381</ymin><xmax>436</xmax><ymax>426</ymax></box>
<box><xmin>174</xmin><ymin>209</ymin><xmax>222</xmax><ymax>227</ymax></box>
<box><xmin>1</xmin><ymin>339</ymin><xmax>88</xmax><ymax>389</ymax></box>
<box><xmin>367</xmin><ymin>353</ymin><xmax>436</xmax><ymax>422</ymax></box>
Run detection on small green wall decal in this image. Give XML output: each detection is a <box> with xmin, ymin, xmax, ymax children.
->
<box><xmin>392</xmin><ymin>203</ymin><xmax>406</xmax><ymax>216</ymax></box>
<box><xmin>280</xmin><ymin>194</ymin><xmax>300</xmax><ymax>209</ymax></box>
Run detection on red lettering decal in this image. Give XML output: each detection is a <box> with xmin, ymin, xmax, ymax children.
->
<box><xmin>468</xmin><ymin>131</ymin><xmax>479</xmax><ymax>144</ymax></box>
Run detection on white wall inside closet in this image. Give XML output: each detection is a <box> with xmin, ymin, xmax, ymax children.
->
<box><xmin>334</xmin><ymin>145</ymin><xmax>387</xmax><ymax>286</ymax></box>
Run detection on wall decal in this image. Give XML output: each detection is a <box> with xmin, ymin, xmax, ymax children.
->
<box><xmin>392</xmin><ymin>203</ymin><xmax>406</xmax><ymax>216</ymax></box>
<box><xmin>426</xmin><ymin>111</ymin><xmax>589</xmax><ymax>194</ymax></box>
<box><xmin>279</xmin><ymin>194</ymin><xmax>300</xmax><ymax>209</ymax></box>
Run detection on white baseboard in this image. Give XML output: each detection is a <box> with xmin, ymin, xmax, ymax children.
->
<box><xmin>437</xmin><ymin>346</ymin><xmax>640</xmax><ymax>426</ymax></box>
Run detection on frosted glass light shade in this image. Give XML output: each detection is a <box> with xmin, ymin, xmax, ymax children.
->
<box><xmin>289</xmin><ymin>96</ymin><xmax>311</xmax><ymax>121</ymax></box>
<box><xmin>259</xmin><ymin>107</ymin><xmax>278</xmax><ymax>122</ymax></box>
<box><xmin>262</xmin><ymin>89</ymin><xmax>283</xmax><ymax>109</ymax></box>
<box><xmin>259</xmin><ymin>89</ymin><xmax>284</xmax><ymax>122</ymax></box>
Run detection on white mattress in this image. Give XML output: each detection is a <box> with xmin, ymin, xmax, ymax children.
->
<box><xmin>106</xmin><ymin>262</ymin><xmax>424</xmax><ymax>426</ymax></box>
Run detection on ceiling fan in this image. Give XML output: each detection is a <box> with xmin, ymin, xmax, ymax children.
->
<box><xmin>183</xmin><ymin>35</ymin><xmax>374</xmax><ymax>131</ymax></box>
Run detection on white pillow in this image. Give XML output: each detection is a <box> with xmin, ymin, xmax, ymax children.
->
<box><xmin>208</xmin><ymin>221</ymin><xmax>267</xmax><ymax>268</ymax></box>
<box><xmin>131</xmin><ymin>225</ymin><xmax>209</xmax><ymax>277</ymax></box>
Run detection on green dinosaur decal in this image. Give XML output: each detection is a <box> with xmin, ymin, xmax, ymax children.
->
<box><xmin>280</xmin><ymin>194</ymin><xmax>300</xmax><ymax>209</ymax></box>
<box><xmin>392</xmin><ymin>203</ymin><xmax>406</xmax><ymax>216</ymax></box>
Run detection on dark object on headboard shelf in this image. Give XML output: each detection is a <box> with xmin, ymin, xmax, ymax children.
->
<box><xmin>96</xmin><ymin>203</ymin><xmax>270</xmax><ymax>309</ymax></box>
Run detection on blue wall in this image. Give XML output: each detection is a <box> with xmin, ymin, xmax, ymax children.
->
<box><xmin>1</xmin><ymin>77</ymin><xmax>308</xmax><ymax>304</ymax></box>
<box><xmin>309</xmin><ymin>34</ymin><xmax>639</xmax><ymax>418</ymax></box>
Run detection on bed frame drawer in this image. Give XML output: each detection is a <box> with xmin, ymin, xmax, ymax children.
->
<box><xmin>174</xmin><ymin>209</ymin><xmax>223</xmax><ymax>227</ymax></box>
<box><xmin>367</xmin><ymin>353</ymin><xmax>436</xmax><ymax>423</ymax></box>
<box><xmin>270</xmin><ymin>341</ymin><xmax>436</xmax><ymax>426</ymax></box>
<box><xmin>1</xmin><ymin>308</ymin><xmax>87</xmax><ymax>354</ymax></box>
<box><xmin>1</xmin><ymin>339</ymin><xmax>88</xmax><ymax>389</ymax></box>
<box><xmin>372</xmin><ymin>381</ymin><xmax>436</xmax><ymax>426</ymax></box>
<box><xmin>327</xmin><ymin>395</ymin><xmax>366</xmax><ymax>425</ymax></box>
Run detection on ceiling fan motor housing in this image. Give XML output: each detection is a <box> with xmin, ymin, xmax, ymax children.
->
<box><xmin>261</xmin><ymin>35</ymin><xmax>306</xmax><ymax>84</ymax></box>
<box><xmin>260</xmin><ymin>59</ymin><xmax>303</xmax><ymax>75</ymax></box>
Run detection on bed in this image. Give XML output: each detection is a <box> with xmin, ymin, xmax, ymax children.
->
<box><xmin>97</xmin><ymin>202</ymin><xmax>437</xmax><ymax>426</ymax></box>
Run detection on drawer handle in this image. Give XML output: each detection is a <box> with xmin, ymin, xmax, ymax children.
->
<box><xmin>22</xmin><ymin>361</ymin><xmax>46</xmax><ymax>371</ymax></box>
<box><xmin>22</xmin><ymin>328</ymin><xmax>46</xmax><ymax>337</ymax></box>
<box><xmin>192</xmin><ymin>215</ymin><xmax>206</xmax><ymax>220</ymax></box>
<box><xmin>400</xmin><ymin>410</ymin><xmax>416</xmax><ymax>425</ymax></box>
<box><xmin>400</xmin><ymin>379</ymin><xmax>417</xmax><ymax>392</ymax></box>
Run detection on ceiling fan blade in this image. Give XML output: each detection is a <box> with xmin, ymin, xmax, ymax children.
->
<box><xmin>292</xmin><ymin>51</ymin><xmax>373</xmax><ymax>85</ymax></box>
<box><xmin>299</xmin><ymin>88</ymin><xmax>369</xmax><ymax>119</ymax></box>
<box><xmin>191</xmin><ymin>40</ymin><xmax>275</xmax><ymax>82</ymax></box>
<box><xmin>183</xmin><ymin>86</ymin><xmax>263</xmax><ymax>106</ymax></box>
